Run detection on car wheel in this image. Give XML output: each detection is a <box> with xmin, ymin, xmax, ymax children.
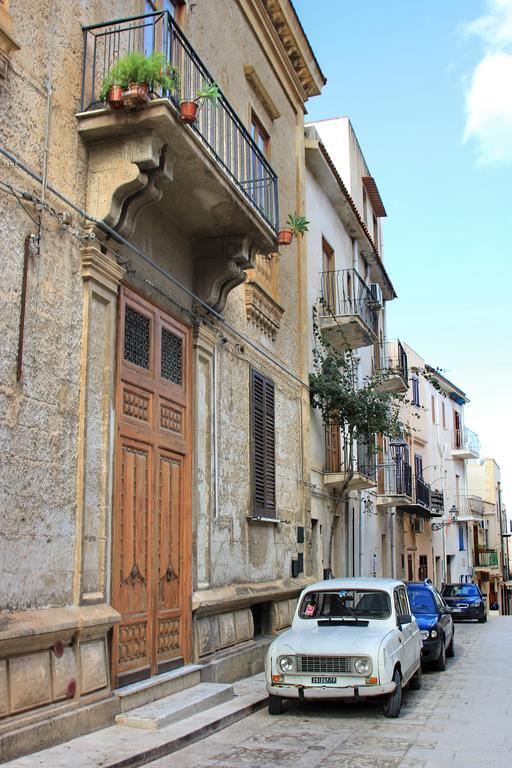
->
<box><xmin>478</xmin><ymin>614</ymin><xmax>487</xmax><ymax>623</ymax></box>
<box><xmin>268</xmin><ymin>694</ymin><xmax>283</xmax><ymax>715</ymax></box>
<box><xmin>382</xmin><ymin>668</ymin><xmax>402</xmax><ymax>718</ymax></box>
<box><xmin>434</xmin><ymin>638</ymin><xmax>446</xmax><ymax>671</ymax></box>
<box><xmin>408</xmin><ymin>663</ymin><xmax>422</xmax><ymax>691</ymax></box>
<box><xmin>446</xmin><ymin>632</ymin><xmax>455</xmax><ymax>658</ymax></box>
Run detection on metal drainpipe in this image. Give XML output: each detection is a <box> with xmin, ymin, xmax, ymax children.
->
<box><xmin>41</xmin><ymin>78</ymin><xmax>53</xmax><ymax>208</ymax></box>
<box><xmin>213</xmin><ymin>341</ymin><xmax>219</xmax><ymax>517</ymax></box>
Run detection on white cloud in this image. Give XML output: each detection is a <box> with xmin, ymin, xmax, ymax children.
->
<box><xmin>463</xmin><ymin>0</ymin><xmax>512</xmax><ymax>164</ymax></box>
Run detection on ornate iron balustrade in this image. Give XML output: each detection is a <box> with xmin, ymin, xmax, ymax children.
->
<box><xmin>80</xmin><ymin>11</ymin><xmax>279</xmax><ymax>232</ymax></box>
<box><xmin>319</xmin><ymin>269</ymin><xmax>379</xmax><ymax>336</ymax></box>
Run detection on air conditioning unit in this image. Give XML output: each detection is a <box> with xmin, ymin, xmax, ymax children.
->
<box><xmin>370</xmin><ymin>283</ymin><xmax>383</xmax><ymax>308</ymax></box>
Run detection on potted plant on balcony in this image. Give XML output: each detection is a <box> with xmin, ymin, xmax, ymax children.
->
<box><xmin>278</xmin><ymin>212</ymin><xmax>309</xmax><ymax>246</ymax></box>
<box><xmin>100</xmin><ymin>51</ymin><xmax>179</xmax><ymax>109</ymax></box>
<box><xmin>179</xmin><ymin>81</ymin><xmax>220</xmax><ymax>124</ymax></box>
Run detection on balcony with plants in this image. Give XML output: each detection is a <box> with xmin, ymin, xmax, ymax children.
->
<box><xmin>77</xmin><ymin>11</ymin><xmax>278</xmax><ymax>307</ymax></box>
<box><xmin>451</xmin><ymin>426</ymin><xmax>480</xmax><ymax>460</ymax></box>
<box><xmin>475</xmin><ymin>549</ymin><xmax>499</xmax><ymax>569</ymax></box>
<box><xmin>318</xmin><ymin>268</ymin><xmax>379</xmax><ymax>351</ymax></box>
<box><xmin>374</xmin><ymin>339</ymin><xmax>408</xmax><ymax>394</ymax></box>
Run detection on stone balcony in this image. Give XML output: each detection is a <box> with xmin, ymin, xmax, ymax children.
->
<box><xmin>76</xmin><ymin>11</ymin><xmax>279</xmax><ymax>311</ymax></box>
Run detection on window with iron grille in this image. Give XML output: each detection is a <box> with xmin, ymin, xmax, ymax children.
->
<box><xmin>124</xmin><ymin>305</ymin><xmax>150</xmax><ymax>370</ymax></box>
<box><xmin>251</xmin><ymin>369</ymin><xmax>276</xmax><ymax>517</ymax></box>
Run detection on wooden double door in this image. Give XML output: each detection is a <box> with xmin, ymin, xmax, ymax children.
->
<box><xmin>112</xmin><ymin>288</ymin><xmax>191</xmax><ymax>687</ymax></box>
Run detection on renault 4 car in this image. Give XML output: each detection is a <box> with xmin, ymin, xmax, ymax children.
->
<box><xmin>441</xmin><ymin>583</ymin><xmax>487</xmax><ymax>622</ymax></box>
<box><xmin>406</xmin><ymin>580</ymin><xmax>454</xmax><ymax>670</ymax></box>
<box><xmin>265</xmin><ymin>578</ymin><xmax>422</xmax><ymax>718</ymax></box>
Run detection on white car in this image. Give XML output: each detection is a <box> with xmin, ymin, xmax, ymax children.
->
<box><xmin>265</xmin><ymin>577</ymin><xmax>422</xmax><ymax>718</ymax></box>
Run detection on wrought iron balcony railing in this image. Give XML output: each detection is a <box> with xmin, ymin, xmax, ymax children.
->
<box><xmin>453</xmin><ymin>427</ymin><xmax>480</xmax><ymax>455</ymax></box>
<box><xmin>319</xmin><ymin>269</ymin><xmax>379</xmax><ymax>336</ymax></box>
<box><xmin>416</xmin><ymin>476</ymin><xmax>431</xmax><ymax>509</ymax></box>
<box><xmin>379</xmin><ymin>339</ymin><xmax>408</xmax><ymax>382</ymax></box>
<box><xmin>382</xmin><ymin>458</ymin><xmax>412</xmax><ymax>496</ymax></box>
<box><xmin>80</xmin><ymin>11</ymin><xmax>279</xmax><ymax>232</ymax></box>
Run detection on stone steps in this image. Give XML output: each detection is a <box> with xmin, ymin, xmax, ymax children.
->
<box><xmin>115</xmin><ymin>664</ymin><xmax>203</xmax><ymax>713</ymax></box>
<box><xmin>4</xmin><ymin>673</ymin><xmax>268</xmax><ymax>768</ymax></box>
<box><xmin>115</xmin><ymin>682</ymin><xmax>234</xmax><ymax>730</ymax></box>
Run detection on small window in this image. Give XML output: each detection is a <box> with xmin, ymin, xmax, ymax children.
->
<box><xmin>250</xmin><ymin>111</ymin><xmax>270</xmax><ymax>157</ymax></box>
<box><xmin>411</xmin><ymin>375</ymin><xmax>420</xmax><ymax>406</ymax></box>
<box><xmin>441</xmin><ymin>401</ymin><xmax>446</xmax><ymax>429</ymax></box>
<box><xmin>431</xmin><ymin>394</ymin><xmax>435</xmax><ymax>424</ymax></box>
<box><xmin>418</xmin><ymin>555</ymin><xmax>428</xmax><ymax>581</ymax></box>
<box><xmin>414</xmin><ymin>454</ymin><xmax>423</xmax><ymax>480</ymax></box>
<box><xmin>458</xmin><ymin>525</ymin><xmax>465</xmax><ymax>551</ymax></box>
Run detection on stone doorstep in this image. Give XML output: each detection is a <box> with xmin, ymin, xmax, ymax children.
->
<box><xmin>3</xmin><ymin>673</ymin><xmax>268</xmax><ymax>768</ymax></box>
<box><xmin>116</xmin><ymin>682</ymin><xmax>234</xmax><ymax>730</ymax></box>
<box><xmin>115</xmin><ymin>664</ymin><xmax>204</xmax><ymax>713</ymax></box>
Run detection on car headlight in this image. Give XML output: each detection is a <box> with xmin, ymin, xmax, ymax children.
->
<box><xmin>421</xmin><ymin>630</ymin><xmax>429</xmax><ymax>640</ymax></box>
<box><xmin>354</xmin><ymin>657</ymin><xmax>372</xmax><ymax>675</ymax></box>
<box><xmin>279</xmin><ymin>655</ymin><xmax>294</xmax><ymax>673</ymax></box>
<box><xmin>430</xmin><ymin>629</ymin><xmax>438</xmax><ymax>639</ymax></box>
<box><xmin>473</xmin><ymin>601</ymin><xmax>482</xmax><ymax>607</ymax></box>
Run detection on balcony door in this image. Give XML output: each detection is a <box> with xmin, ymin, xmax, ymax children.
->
<box><xmin>111</xmin><ymin>288</ymin><xmax>191</xmax><ymax>687</ymax></box>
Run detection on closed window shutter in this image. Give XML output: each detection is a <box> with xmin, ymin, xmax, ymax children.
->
<box><xmin>251</xmin><ymin>370</ymin><xmax>275</xmax><ymax>516</ymax></box>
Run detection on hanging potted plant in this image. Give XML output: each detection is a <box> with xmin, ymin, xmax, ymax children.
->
<box><xmin>180</xmin><ymin>81</ymin><xmax>220</xmax><ymax>124</ymax></box>
<box><xmin>278</xmin><ymin>212</ymin><xmax>309</xmax><ymax>246</ymax></box>
<box><xmin>100</xmin><ymin>51</ymin><xmax>179</xmax><ymax>109</ymax></box>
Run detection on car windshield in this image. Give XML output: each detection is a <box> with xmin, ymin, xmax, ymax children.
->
<box><xmin>299</xmin><ymin>589</ymin><xmax>391</xmax><ymax>620</ymax></box>
<box><xmin>442</xmin><ymin>584</ymin><xmax>479</xmax><ymax>597</ymax></box>
<box><xmin>407</xmin><ymin>587</ymin><xmax>436</xmax><ymax>615</ymax></box>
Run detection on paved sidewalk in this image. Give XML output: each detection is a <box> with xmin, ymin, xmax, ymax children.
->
<box><xmin>146</xmin><ymin>616</ymin><xmax>512</xmax><ymax>768</ymax></box>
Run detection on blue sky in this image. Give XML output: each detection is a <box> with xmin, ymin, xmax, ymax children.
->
<box><xmin>294</xmin><ymin>0</ymin><xmax>511</xmax><ymax>510</ymax></box>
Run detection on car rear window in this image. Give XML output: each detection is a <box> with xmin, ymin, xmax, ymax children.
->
<box><xmin>299</xmin><ymin>589</ymin><xmax>391</xmax><ymax>620</ymax></box>
<box><xmin>442</xmin><ymin>584</ymin><xmax>479</xmax><ymax>597</ymax></box>
<box><xmin>407</xmin><ymin>587</ymin><xmax>436</xmax><ymax>614</ymax></box>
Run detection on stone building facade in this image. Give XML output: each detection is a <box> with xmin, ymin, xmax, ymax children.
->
<box><xmin>0</xmin><ymin>0</ymin><xmax>324</xmax><ymax>759</ymax></box>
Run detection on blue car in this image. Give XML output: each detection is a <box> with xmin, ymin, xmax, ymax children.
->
<box><xmin>406</xmin><ymin>581</ymin><xmax>455</xmax><ymax>671</ymax></box>
<box><xmin>441</xmin><ymin>583</ymin><xmax>487</xmax><ymax>623</ymax></box>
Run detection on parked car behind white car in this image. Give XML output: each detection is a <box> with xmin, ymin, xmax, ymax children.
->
<box><xmin>265</xmin><ymin>577</ymin><xmax>422</xmax><ymax>717</ymax></box>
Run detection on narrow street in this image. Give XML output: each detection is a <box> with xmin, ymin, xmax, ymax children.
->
<box><xmin>148</xmin><ymin>616</ymin><xmax>512</xmax><ymax>768</ymax></box>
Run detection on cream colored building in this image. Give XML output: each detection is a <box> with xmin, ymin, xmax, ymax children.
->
<box><xmin>467</xmin><ymin>458</ymin><xmax>510</xmax><ymax>613</ymax></box>
<box><xmin>304</xmin><ymin>117</ymin><xmax>399</xmax><ymax>580</ymax></box>
<box><xmin>0</xmin><ymin>1</ymin><xmax>324</xmax><ymax>759</ymax></box>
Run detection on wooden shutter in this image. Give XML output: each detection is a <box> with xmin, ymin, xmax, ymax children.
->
<box><xmin>251</xmin><ymin>370</ymin><xmax>275</xmax><ymax>517</ymax></box>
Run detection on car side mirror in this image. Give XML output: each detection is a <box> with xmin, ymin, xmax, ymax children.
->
<box><xmin>397</xmin><ymin>613</ymin><xmax>412</xmax><ymax>629</ymax></box>
<box><xmin>481</xmin><ymin>594</ymin><xmax>487</xmax><ymax>600</ymax></box>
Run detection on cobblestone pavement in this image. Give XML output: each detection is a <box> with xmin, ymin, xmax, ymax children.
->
<box><xmin>148</xmin><ymin>616</ymin><xmax>512</xmax><ymax>768</ymax></box>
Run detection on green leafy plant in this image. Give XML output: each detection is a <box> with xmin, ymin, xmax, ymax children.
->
<box><xmin>194</xmin><ymin>81</ymin><xmax>220</xmax><ymax>104</ymax></box>
<box><xmin>100</xmin><ymin>51</ymin><xmax>179</xmax><ymax>101</ymax></box>
<box><xmin>286</xmin><ymin>212</ymin><xmax>309</xmax><ymax>237</ymax></box>
<box><xmin>309</xmin><ymin>308</ymin><xmax>409</xmax><ymax>569</ymax></box>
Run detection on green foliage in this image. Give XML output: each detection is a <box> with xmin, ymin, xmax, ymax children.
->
<box><xmin>286</xmin><ymin>212</ymin><xmax>309</xmax><ymax>237</ymax></box>
<box><xmin>100</xmin><ymin>52</ymin><xmax>179</xmax><ymax>101</ymax></box>
<box><xmin>309</xmin><ymin>309</ymin><xmax>407</xmax><ymax>450</ymax></box>
<box><xmin>194</xmin><ymin>81</ymin><xmax>220</xmax><ymax>104</ymax></box>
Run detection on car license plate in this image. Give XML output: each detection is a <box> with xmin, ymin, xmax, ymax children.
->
<box><xmin>311</xmin><ymin>676</ymin><xmax>337</xmax><ymax>684</ymax></box>
<box><xmin>452</xmin><ymin>607</ymin><xmax>462</xmax><ymax>612</ymax></box>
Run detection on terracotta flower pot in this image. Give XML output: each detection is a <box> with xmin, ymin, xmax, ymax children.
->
<box><xmin>180</xmin><ymin>100</ymin><xmax>198</xmax><ymax>124</ymax></box>
<box><xmin>278</xmin><ymin>228</ymin><xmax>293</xmax><ymax>246</ymax></box>
<box><xmin>106</xmin><ymin>85</ymin><xmax>124</xmax><ymax>110</ymax></box>
<box><xmin>123</xmin><ymin>82</ymin><xmax>150</xmax><ymax>108</ymax></box>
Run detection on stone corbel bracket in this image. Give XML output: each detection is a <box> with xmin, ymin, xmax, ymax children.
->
<box><xmin>85</xmin><ymin>133</ymin><xmax>168</xmax><ymax>229</ymax></box>
<box><xmin>194</xmin><ymin>236</ymin><xmax>258</xmax><ymax>313</ymax></box>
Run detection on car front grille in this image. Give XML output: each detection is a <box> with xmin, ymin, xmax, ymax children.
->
<box><xmin>297</xmin><ymin>655</ymin><xmax>353</xmax><ymax>674</ymax></box>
